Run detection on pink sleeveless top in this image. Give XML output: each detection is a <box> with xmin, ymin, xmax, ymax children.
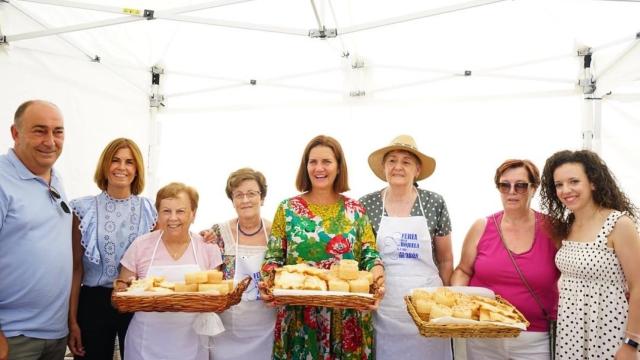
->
<box><xmin>469</xmin><ymin>211</ymin><xmax>559</xmax><ymax>332</ymax></box>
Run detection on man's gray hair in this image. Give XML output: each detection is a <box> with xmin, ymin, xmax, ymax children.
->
<box><xmin>13</xmin><ymin>100</ymin><xmax>59</xmax><ymax>128</ymax></box>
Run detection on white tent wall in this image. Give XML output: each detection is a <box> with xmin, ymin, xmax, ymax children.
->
<box><xmin>155</xmin><ymin>96</ymin><xmax>586</xmax><ymax>260</ymax></box>
<box><xmin>0</xmin><ymin>35</ymin><xmax>151</xmax><ymax>200</ymax></box>
<box><xmin>1</xmin><ymin>0</ymin><xmax>640</xmax><ymax>263</ymax></box>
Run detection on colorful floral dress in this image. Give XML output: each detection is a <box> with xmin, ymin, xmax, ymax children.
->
<box><xmin>261</xmin><ymin>195</ymin><xmax>381</xmax><ymax>360</ymax></box>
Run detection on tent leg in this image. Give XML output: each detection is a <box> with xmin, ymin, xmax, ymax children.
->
<box><xmin>147</xmin><ymin>65</ymin><xmax>165</xmax><ymax>196</ymax></box>
<box><xmin>582</xmin><ymin>98</ymin><xmax>601</xmax><ymax>152</ymax></box>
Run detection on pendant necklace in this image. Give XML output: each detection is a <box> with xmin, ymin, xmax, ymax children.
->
<box><xmin>237</xmin><ymin>219</ymin><xmax>263</xmax><ymax>237</ymax></box>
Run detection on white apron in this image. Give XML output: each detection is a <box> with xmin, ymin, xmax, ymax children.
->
<box><xmin>124</xmin><ymin>232</ymin><xmax>208</xmax><ymax>360</ymax></box>
<box><xmin>212</xmin><ymin>220</ymin><xmax>276</xmax><ymax>360</ymax></box>
<box><xmin>374</xmin><ymin>188</ymin><xmax>452</xmax><ymax>360</ymax></box>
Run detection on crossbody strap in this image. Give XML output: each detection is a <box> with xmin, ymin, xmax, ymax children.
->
<box><xmin>493</xmin><ymin>214</ymin><xmax>551</xmax><ymax>321</ymax></box>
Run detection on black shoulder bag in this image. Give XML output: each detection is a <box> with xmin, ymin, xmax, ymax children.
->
<box><xmin>493</xmin><ymin>215</ymin><xmax>557</xmax><ymax>360</ymax></box>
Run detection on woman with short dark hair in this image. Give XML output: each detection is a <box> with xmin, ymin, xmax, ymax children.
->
<box><xmin>207</xmin><ymin>168</ymin><xmax>276</xmax><ymax>360</ymax></box>
<box><xmin>451</xmin><ymin>158</ymin><xmax>560</xmax><ymax>359</ymax></box>
<box><xmin>119</xmin><ymin>182</ymin><xmax>223</xmax><ymax>360</ymax></box>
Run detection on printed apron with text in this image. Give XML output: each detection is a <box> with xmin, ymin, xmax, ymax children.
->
<box><xmin>374</xmin><ymin>189</ymin><xmax>452</xmax><ymax>360</ymax></box>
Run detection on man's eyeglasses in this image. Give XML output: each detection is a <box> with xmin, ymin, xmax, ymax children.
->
<box><xmin>497</xmin><ymin>182</ymin><xmax>532</xmax><ymax>194</ymax></box>
<box><xmin>49</xmin><ymin>186</ymin><xmax>71</xmax><ymax>214</ymax></box>
<box><xmin>232</xmin><ymin>190</ymin><xmax>261</xmax><ymax>201</ymax></box>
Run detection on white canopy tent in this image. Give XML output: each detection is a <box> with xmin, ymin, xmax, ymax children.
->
<box><xmin>1</xmin><ymin>0</ymin><xmax>639</xmax><ymax>261</ymax></box>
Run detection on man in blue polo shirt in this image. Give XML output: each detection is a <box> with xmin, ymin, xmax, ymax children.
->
<box><xmin>0</xmin><ymin>100</ymin><xmax>72</xmax><ymax>360</ymax></box>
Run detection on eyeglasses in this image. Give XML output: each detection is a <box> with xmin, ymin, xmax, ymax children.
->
<box><xmin>49</xmin><ymin>186</ymin><xmax>71</xmax><ymax>214</ymax></box>
<box><xmin>497</xmin><ymin>182</ymin><xmax>532</xmax><ymax>194</ymax></box>
<box><xmin>232</xmin><ymin>190</ymin><xmax>261</xmax><ymax>201</ymax></box>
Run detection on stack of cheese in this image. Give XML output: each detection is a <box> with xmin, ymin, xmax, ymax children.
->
<box><xmin>411</xmin><ymin>288</ymin><xmax>521</xmax><ymax>324</ymax></box>
<box><xmin>126</xmin><ymin>270</ymin><xmax>234</xmax><ymax>295</ymax></box>
<box><xmin>274</xmin><ymin>260</ymin><xmax>373</xmax><ymax>294</ymax></box>
<box><xmin>127</xmin><ymin>276</ymin><xmax>173</xmax><ymax>294</ymax></box>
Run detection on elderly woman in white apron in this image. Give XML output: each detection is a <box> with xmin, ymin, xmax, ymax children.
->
<box><xmin>360</xmin><ymin>135</ymin><xmax>454</xmax><ymax>360</ymax></box>
<box><xmin>118</xmin><ymin>182</ymin><xmax>223</xmax><ymax>360</ymax></box>
<box><xmin>205</xmin><ymin>168</ymin><xmax>276</xmax><ymax>360</ymax></box>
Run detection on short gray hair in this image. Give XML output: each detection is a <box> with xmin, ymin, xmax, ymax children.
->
<box><xmin>13</xmin><ymin>100</ymin><xmax>59</xmax><ymax>128</ymax></box>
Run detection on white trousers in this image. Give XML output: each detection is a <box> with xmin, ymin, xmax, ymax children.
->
<box><xmin>465</xmin><ymin>331</ymin><xmax>550</xmax><ymax>360</ymax></box>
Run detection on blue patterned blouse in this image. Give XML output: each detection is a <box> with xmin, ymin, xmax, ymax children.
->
<box><xmin>70</xmin><ymin>192</ymin><xmax>157</xmax><ymax>287</ymax></box>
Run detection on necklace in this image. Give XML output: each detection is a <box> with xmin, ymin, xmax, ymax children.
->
<box><xmin>164</xmin><ymin>239</ymin><xmax>190</xmax><ymax>260</ymax></box>
<box><xmin>238</xmin><ymin>219</ymin><xmax>263</xmax><ymax>237</ymax></box>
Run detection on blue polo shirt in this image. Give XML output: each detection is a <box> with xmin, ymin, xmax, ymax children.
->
<box><xmin>0</xmin><ymin>149</ymin><xmax>72</xmax><ymax>339</ymax></box>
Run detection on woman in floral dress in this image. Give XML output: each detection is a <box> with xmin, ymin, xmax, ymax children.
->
<box><xmin>260</xmin><ymin>135</ymin><xmax>384</xmax><ymax>360</ymax></box>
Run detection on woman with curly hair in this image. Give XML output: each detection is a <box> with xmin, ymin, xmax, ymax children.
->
<box><xmin>540</xmin><ymin>149</ymin><xmax>640</xmax><ymax>360</ymax></box>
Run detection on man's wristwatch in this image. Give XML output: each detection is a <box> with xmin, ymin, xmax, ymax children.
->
<box><xmin>623</xmin><ymin>337</ymin><xmax>640</xmax><ymax>351</ymax></box>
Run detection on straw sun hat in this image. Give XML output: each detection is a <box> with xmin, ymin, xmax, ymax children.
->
<box><xmin>367</xmin><ymin>135</ymin><xmax>436</xmax><ymax>182</ymax></box>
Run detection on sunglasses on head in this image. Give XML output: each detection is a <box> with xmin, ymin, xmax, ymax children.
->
<box><xmin>49</xmin><ymin>186</ymin><xmax>71</xmax><ymax>214</ymax></box>
<box><xmin>497</xmin><ymin>182</ymin><xmax>532</xmax><ymax>194</ymax></box>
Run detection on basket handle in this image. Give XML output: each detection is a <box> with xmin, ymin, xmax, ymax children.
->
<box><xmin>113</xmin><ymin>279</ymin><xmax>130</xmax><ymax>293</ymax></box>
<box><xmin>234</xmin><ymin>275</ymin><xmax>252</xmax><ymax>295</ymax></box>
<box><xmin>264</xmin><ymin>269</ymin><xmax>276</xmax><ymax>297</ymax></box>
<box><xmin>371</xmin><ymin>275</ymin><xmax>385</xmax><ymax>300</ymax></box>
<box><xmin>226</xmin><ymin>276</ymin><xmax>252</xmax><ymax>308</ymax></box>
<box><xmin>258</xmin><ymin>269</ymin><xmax>277</xmax><ymax>305</ymax></box>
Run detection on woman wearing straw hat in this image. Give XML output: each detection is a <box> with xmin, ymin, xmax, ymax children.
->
<box><xmin>359</xmin><ymin>134</ymin><xmax>453</xmax><ymax>359</ymax></box>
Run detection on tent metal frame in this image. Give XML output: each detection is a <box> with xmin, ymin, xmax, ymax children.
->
<box><xmin>2</xmin><ymin>0</ymin><xmax>639</xmax><ymax>154</ymax></box>
<box><xmin>4</xmin><ymin>0</ymin><xmax>508</xmax><ymax>41</ymax></box>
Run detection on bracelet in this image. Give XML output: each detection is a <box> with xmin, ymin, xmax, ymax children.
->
<box><xmin>623</xmin><ymin>337</ymin><xmax>640</xmax><ymax>351</ymax></box>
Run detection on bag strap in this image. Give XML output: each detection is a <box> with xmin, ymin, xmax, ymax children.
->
<box><xmin>493</xmin><ymin>214</ymin><xmax>551</xmax><ymax>321</ymax></box>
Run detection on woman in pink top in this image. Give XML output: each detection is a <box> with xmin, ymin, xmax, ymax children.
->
<box><xmin>451</xmin><ymin>159</ymin><xmax>560</xmax><ymax>360</ymax></box>
<box><xmin>118</xmin><ymin>182</ymin><xmax>223</xmax><ymax>360</ymax></box>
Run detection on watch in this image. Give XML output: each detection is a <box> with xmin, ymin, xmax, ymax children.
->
<box><xmin>623</xmin><ymin>337</ymin><xmax>640</xmax><ymax>351</ymax></box>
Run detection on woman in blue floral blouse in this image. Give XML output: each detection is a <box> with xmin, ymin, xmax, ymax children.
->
<box><xmin>67</xmin><ymin>138</ymin><xmax>157</xmax><ymax>359</ymax></box>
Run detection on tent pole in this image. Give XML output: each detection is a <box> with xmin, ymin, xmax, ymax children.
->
<box><xmin>578</xmin><ymin>46</ymin><xmax>600</xmax><ymax>152</ymax></box>
<box><xmin>5</xmin><ymin>0</ymin><xmax>257</xmax><ymax>42</ymax></box>
<box><xmin>340</xmin><ymin>0</ymin><xmax>507</xmax><ymax>35</ymax></box>
<box><xmin>594</xmin><ymin>34</ymin><xmax>640</xmax><ymax>98</ymax></box>
<box><xmin>147</xmin><ymin>65</ymin><xmax>165</xmax><ymax>196</ymax></box>
<box><xmin>160</xmin><ymin>15</ymin><xmax>308</xmax><ymax>36</ymax></box>
<box><xmin>6</xmin><ymin>16</ymin><xmax>144</xmax><ymax>42</ymax></box>
<box><xmin>581</xmin><ymin>98</ymin><xmax>602</xmax><ymax>152</ymax></box>
<box><xmin>148</xmin><ymin>106</ymin><xmax>161</xmax><ymax>196</ymax></box>
<box><xmin>4</xmin><ymin>0</ymin><xmax>99</xmax><ymax>59</ymax></box>
<box><xmin>18</xmin><ymin>0</ymin><xmax>141</xmax><ymax>15</ymax></box>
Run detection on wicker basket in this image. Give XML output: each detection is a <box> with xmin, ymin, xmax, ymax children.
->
<box><xmin>265</xmin><ymin>271</ymin><xmax>382</xmax><ymax>311</ymax></box>
<box><xmin>404</xmin><ymin>295</ymin><xmax>529</xmax><ymax>338</ymax></box>
<box><xmin>111</xmin><ymin>276</ymin><xmax>251</xmax><ymax>313</ymax></box>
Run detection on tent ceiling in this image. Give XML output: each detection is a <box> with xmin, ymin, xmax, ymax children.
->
<box><xmin>2</xmin><ymin>0</ymin><xmax>639</xmax><ymax>255</ymax></box>
<box><xmin>2</xmin><ymin>0</ymin><xmax>639</xmax><ymax>106</ymax></box>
